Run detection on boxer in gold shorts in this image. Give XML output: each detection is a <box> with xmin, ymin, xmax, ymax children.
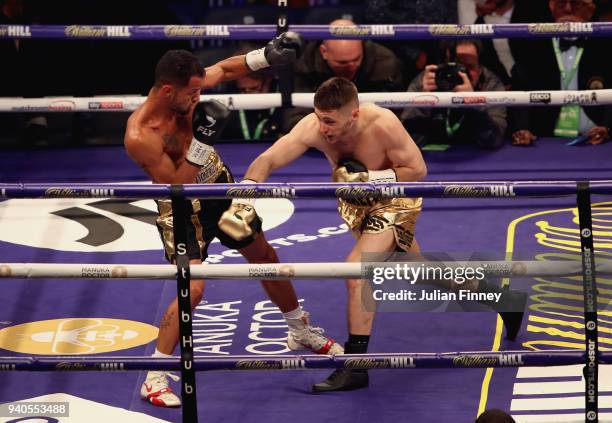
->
<box><xmin>219</xmin><ymin>76</ymin><xmax>525</xmax><ymax>393</ymax></box>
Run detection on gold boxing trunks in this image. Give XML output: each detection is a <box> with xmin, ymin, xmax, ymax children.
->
<box><xmin>155</xmin><ymin>149</ymin><xmax>262</xmax><ymax>262</ymax></box>
<box><xmin>338</xmin><ymin>197</ymin><xmax>422</xmax><ymax>251</ymax></box>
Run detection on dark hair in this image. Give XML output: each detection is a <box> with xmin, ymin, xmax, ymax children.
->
<box><xmin>314</xmin><ymin>77</ymin><xmax>358</xmax><ymax>110</ymax></box>
<box><xmin>440</xmin><ymin>39</ymin><xmax>483</xmax><ymax>62</ymax></box>
<box><xmin>458</xmin><ymin>39</ymin><xmax>484</xmax><ymax>56</ymax></box>
<box><xmin>154</xmin><ymin>50</ymin><xmax>204</xmax><ymax>87</ymax></box>
<box><xmin>475</xmin><ymin>409</ymin><xmax>516</xmax><ymax>423</ymax></box>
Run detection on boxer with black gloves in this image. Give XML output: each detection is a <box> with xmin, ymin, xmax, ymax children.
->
<box><xmin>124</xmin><ymin>42</ymin><xmax>341</xmax><ymax>409</ymax></box>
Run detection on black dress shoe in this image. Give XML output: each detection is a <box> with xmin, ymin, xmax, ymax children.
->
<box><xmin>312</xmin><ymin>369</ymin><xmax>369</xmax><ymax>393</ymax></box>
<box><xmin>474</xmin><ymin>280</ymin><xmax>528</xmax><ymax>341</ymax></box>
<box><xmin>498</xmin><ymin>290</ymin><xmax>528</xmax><ymax>341</ymax></box>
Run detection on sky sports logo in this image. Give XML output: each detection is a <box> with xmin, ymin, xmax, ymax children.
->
<box><xmin>88</xmin><ymin>101</ymin><xmax>123</xmax><ymax>110</ymax></box>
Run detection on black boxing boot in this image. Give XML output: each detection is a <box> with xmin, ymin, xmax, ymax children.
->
<box><xmin>312</xmin><ymin>335</ymin><xmax>369</xmax><ymax>393</ymax></box>
<box><xmin>476</xmin><ymin>280</ymin><xmax>528</xmax><ymax>341</ymax></box>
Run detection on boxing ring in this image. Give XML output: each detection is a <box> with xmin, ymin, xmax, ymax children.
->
<box><xmin>1</xmin><ymin>21</ymin><xmax>612</xmax><ymax>423</ymax></box>
<box><xmin>1</xmin><ymin>179</ymin><xmax>611</xmax><ymax>422</ymax></box>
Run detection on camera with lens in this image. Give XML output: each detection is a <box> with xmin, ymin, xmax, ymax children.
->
<box><xmin>434</xmin><ymin>62</ymin><xmax>466</xmax><ymax>92</ymax></box>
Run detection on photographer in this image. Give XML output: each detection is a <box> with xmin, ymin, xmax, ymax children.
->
<box><xmin>401</xmin><ymin>40</ymin><xmax>507</xmax><ymax>149</ymax></box>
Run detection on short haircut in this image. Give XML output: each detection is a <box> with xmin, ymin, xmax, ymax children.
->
<box><xmin>314</xmin><ymin>77</ymin><xmax>358</xmax><ymax>111</ymax></box>
<box><xmin>458</xmin><ymin>39</ymin><xmax>483</xmax><ymax>56</ymax></box>
<box><xmin>154</xmin><ymin>50</ymin><xmax>204</xmax><ymax>87</ymax></box>
<box><xmin>440</xmin><ymin>39</ymin><xmax>483</xmax><ymax>61</ymax></box>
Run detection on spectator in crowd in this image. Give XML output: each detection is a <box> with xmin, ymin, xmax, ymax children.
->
<box><xmin>222</xmin><ymin>68</ymin><xmax>284</xmax><ymax>141</ymax></box>
<box><xmin>474</xmin><ymin>0</ymin><xmax>518</xmax><ymax>88</ymax></box>
<box><xmin>401</xmin><ymin>39</ymin><xmax>507</xmax><ymax>149</ymax></box>
<box><xmin>475</xmin><ymin>0</ymin><xmax>553</xmax><ymax>88</ymax></box>
<box><xmin>283</xmin><ymin>18</ymin><xmax>404</xmax><ymax>131</ymax></box>
<box><xmin>512</xmin><ymin>0</ymin><xmax>612</xmax><ymax>146</ymax></box>
<box><xmin>475</xmin><ymin>409</ymin><xmax>516</xmax><ymax>423</ymax></box>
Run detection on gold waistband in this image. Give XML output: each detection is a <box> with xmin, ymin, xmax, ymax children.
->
<box><xmin>194</xmin><ymin>148</ymin><xmax>224</xmax><ymax>184</ymax></box>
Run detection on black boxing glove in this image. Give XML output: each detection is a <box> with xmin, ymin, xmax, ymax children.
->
<box><xmin>245</xmin><ymin>31</ymin><xmax>304</xmax><ymax>71</ymax></box>
<box><xmin>186</xmin><ymin>100</ymin><xmax>230</xmax><ymax>166</ymax></box>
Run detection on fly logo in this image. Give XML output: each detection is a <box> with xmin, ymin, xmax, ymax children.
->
<box><xmin>197</xmin><ymin>125</ymin><xmax>216</xmax><ymax>137</ymax></box>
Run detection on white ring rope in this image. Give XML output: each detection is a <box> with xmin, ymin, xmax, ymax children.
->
<box><xmin>0</xmin><ymin>89</ymin><xmax>609</xmax><ymax>112</ymax></box>
<box><xmin>0</xmin><ymin>260</ymin><xmax>610</xmax><ymax>279</ymax></box>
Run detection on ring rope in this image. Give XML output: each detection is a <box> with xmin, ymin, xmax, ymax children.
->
<box><xmin>0</xmin><ymin>89</ymin><xmax>609</xmax><ymax>112</ymax></box>
<box><xmin>1</xmin><ymin>350</ymin><xmax>608</xmax><ymax>372</ymax></box>
<box><xmin>0</xmin><ymin>23</ymin><xmax>610</xmax><ymax>41</ymax></box>
<box><xmin>1</xmin><ymin>261</ymin><xmax>611</xmax><ymax>279</ymax></box>
<box><xmin>2</xmin><ymin>180</ymin><xmax>612</xmax><ymax>200</ymax></box>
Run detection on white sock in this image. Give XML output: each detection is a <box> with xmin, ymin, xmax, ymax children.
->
<box><xmin>282</xmin><ymin>306</ymin><xmax>304</xmax><ymax>320</ymax></box>
<box><xmin>152</xmin><ymin>348</ymin><xmax>173</xmax><ymax>358</ymax></box>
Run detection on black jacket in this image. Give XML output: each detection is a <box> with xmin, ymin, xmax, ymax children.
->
<box><xmin>475</xmin><ymin>0</ymin><xmax>552</xmax><ymax>86</ymax></box>
<box><xmin>283</xmin><ymin>40</ymin><xmax>404</xmax><ymax>131</ymax></box>
<box><xmin>512</xmin><ymin>37</ymin><xmax>612</xmax><ymax>135</ymax></box>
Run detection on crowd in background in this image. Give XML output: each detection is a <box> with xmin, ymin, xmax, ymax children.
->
<box><xmin>1</xmin><ymin>0</ymin><xmax>611</xmax><ymax>148</ymax></box>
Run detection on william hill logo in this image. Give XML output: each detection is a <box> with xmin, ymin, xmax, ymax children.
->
<box><xmin>164</xmin><ymin>25</ymin><xmax>230</xmax><ymax>37</ymax></box>
<box><xmin>44</xmin><ymin>188</ymin><xmax>114</xmax><ymax>198</ymax></box>
<box><xmin>65</xmin><ymin>26</ymin><xmax>106</xmax><ymax>38</ymax></box>
<box><xmin>235</xmin><ymin>360</ymin><xmax>281</xmax><ymax>370</ymax></box>
<box><xmin>0</xmin><ymin>318</ymin><xmax>158</xmax><ymax>354</ymax></box>
<box><xmin>443</xmin><ymin>185</ymin><xmax>516</xmax><ymax>197</ymax></box>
